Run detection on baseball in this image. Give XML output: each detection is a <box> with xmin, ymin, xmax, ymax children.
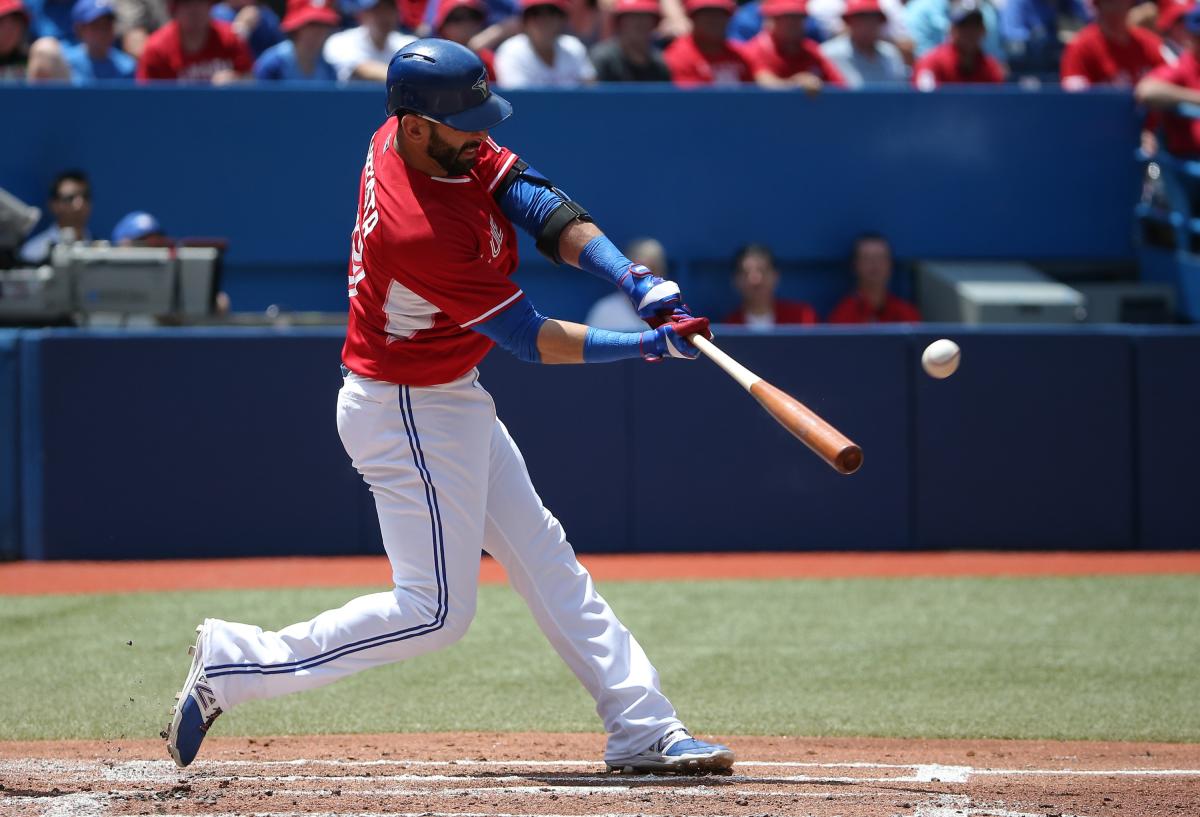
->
<box><xmin>921</xmin><ymin>339</ymin><xmax>961</xmax><ymax>379</ymax></box>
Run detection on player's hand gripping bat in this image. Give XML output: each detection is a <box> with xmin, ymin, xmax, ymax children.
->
<box><xmin>689</xmin><ymin>334</ymin><xmax>863</xmax><ymax>475</ymax></box>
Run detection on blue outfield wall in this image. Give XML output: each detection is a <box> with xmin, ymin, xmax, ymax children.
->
<box><xmin>10</xmin><ymin>326</ymin><xmax>1200</xmax><ymax>559</ymax></box>
<box><xmin>0</xmin><ymin>86</ymin><xmax>1140</xmax><ymax>316</ymax></box>
<box><xmin>0</xmin><ymin>331</ymin><xmax>19</xmax><ymax>560</ymax></box>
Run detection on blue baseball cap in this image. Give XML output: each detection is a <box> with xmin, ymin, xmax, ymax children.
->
<box><xmin>72</xmin><ymin>0</ymin><xmax>116</xmax><ymax>24</ymax></box>
<box><xmin>112</xmin><ymin>211</ymin><xmax>163</xmax><ymax>244</ymax></box>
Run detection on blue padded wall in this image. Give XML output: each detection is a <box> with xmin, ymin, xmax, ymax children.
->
<box><xmin>1133</xmin><ymin>329</ymin><xmax>1200</xmax><ymax>548</ymax></box>
<box><xmin>0</xmin><ymin>331</ymin><xmax>19</xmax><ymax>560</ymax></box>
<box><xmin>13</xmin><ymin>327</ymin><xmax>1199</xmax><ymax>558</ymax></box>
<box><xmin>18</xmin><ymin>329</ymin><xmax>367</xmax><ymax>560</ymax></box>
<box><xmin>627</xmin><ymin>329</ymin><xmax>912</xmax><ymax>551</ymax></box>
<box><xmin>912</xmin><ymin>328</ymin><xmax>1135</xmax><ymax>550</ymax></box>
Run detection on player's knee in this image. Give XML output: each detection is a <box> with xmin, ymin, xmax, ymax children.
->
<box><xmin>438</xmin><ymin>599</ymin><xmax>476</xmax><ymax>646</ymax></box>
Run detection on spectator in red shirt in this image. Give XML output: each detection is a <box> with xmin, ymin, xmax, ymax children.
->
<box><xmin>912</xmin><ymin>1</ymin><xmax>1005</xmax><ymax>89</ymax></box>
<box><xmin>435</xmin><ymin>0</ymin><xmax>496</xmax><ymax>80</ymax></box>
<box><xmin>1136</xmin><ymin>6</ymin><xmax>1200</xmax><ymax>155</ymax></box>
<box><xmin>722</xmin><ymin>243</ymin><xmax>818</xmax><ymax>329</ymax></box>
<box><xmin>0</xmin><ymin>0</ymin><xmax>32</xmax><ymax>80</ymax></box>
<box><xmin>663</xmin><ymin>0</ymin><xmax>755</xmax><ymax>86</ymax></box>
<box><xmin>827</xmin><ymin>233</ymin><xmax>921</xmax><ymax>324</ymax></box>
<box><xmin>744</xmin><ymin>0</ymin><xmax>846</xmax><ymax>92</ymax></box>
<box><xmin>1060</xmin><ymin>0</ymin><xmax>1166</xmax><ymax>89</ymax></box>
<box><xmin>136</xmin><ymin>0</ymin><xmax>252</xmax><ymax>82</ymax></box>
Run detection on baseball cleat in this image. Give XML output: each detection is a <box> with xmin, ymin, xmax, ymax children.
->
<box><xmin>605</xmin><ymin>728</ymin><xmax>735</xmax><ymax>775</ymax></box>
<box><xmin>165</xmin><ymin>622</ymin><xmax>223</xmax><ymax>768</ymax></box>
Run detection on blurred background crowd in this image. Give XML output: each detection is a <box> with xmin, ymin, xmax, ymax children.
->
<box><xmin>3</xmin><ymin>0</ymin><xmax>1200</xmax><ymax>93</ymax></box>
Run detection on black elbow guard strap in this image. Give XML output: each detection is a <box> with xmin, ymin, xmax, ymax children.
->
<box><xmin>537</xmin><ymin>199</ymin><xmax>592</xmax><ymax>264</ymax></box>
<box><xmin>496</xmin><ymin>159</ymin><xmax>593</xmax><ymax>264</ymax></box>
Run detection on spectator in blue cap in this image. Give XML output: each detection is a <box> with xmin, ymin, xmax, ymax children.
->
<box><xmin>112</xmin><ymin>210</ymin><xmax>165</xmax><ymax>245</ymax></box>
<box><xmin>211</xmin><ymin>0</ymin><xmax>281</xmax><ymax>57</ymax></box>
<box><xmin>254</xmin><ymin>0</ymin><xmax>338</xmax><ymax>79</ymax></box>
<box><xmin>64</xmin><ymin>0</ymin><xmax>136</xmax><ymax>79</ymax></box>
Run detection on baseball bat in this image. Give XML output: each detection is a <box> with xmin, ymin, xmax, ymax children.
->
<box><xmin>690</xmin><ymin>335</ymin><xmax>863</xmax><ymax>475</ymax></box>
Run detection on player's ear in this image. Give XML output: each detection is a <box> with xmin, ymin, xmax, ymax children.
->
<box><xmin>397</xmin><ymin>113</ymin><xmax>428</xmax><ymax>144</ymax></box>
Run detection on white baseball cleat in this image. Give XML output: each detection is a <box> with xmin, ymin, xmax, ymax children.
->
<box><xmin>605</xmin><ymin>728</ymin><xmax>735</xmax><ymax>775</ymax></box>
<box><xmin>163</xmin><ymin>621</ymin><xmax>223</xmax><ymax>768</ymax></box>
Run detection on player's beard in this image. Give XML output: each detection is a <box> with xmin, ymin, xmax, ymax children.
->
<box><xmin>427</xmin><ymin>129</ymin><xmax>481</xmax><ymax>177</ymax></box>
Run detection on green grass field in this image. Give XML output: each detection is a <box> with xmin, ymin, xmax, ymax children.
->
<box><xmin>2</xmin><ymin>575</ymin><xmax>1198</xmax><ymax>743</ymax></box>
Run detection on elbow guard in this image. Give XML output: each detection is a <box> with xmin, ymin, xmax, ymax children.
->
<box><xmin>495</xmin><ymin>158</ymin><xmax>593</xmax><ymax>265</ymax></box>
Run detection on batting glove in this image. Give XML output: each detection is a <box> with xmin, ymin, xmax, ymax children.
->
<box><xmin>618</xmin><ymin>264</ymin><xmax>684</xmax><ymax>319</ymax></box>
<box><xmin>641</xmin><ymin>313</ymin><xmax>712</xmax><ymax>361</ymax></box>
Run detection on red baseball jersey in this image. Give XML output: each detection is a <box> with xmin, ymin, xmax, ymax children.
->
<box><xmin>342</xmin><ymin>117</ymin><xmax>523</xmax><ymax>387</ymax></box>
<box><xmin>136</xmin><ymin>20</ymin><xmax>253</xmax><ymax>82</ymax></box>
<box><xmin>1146</xmin><ymin>51</ymin><xmax>1200</xmax><ymax>155</ymax></box>
<box><xmin>1059</xmin><ymin>23</ymin><xmax>1165</xmax><ymax>89</ymax></box>
<box><xmin>663</xmin><ymin>34</ymin><xmax>755</xmax><ymax>86</ymax></box>
<box><xmin>743</xmin><ymin>32</ymin><xmax>846</xmax><ymax>85</ymax></box>
<box><xmin>827</xmin><ymin>292</ymin><xmax>921</xmax><ymax>324</ymax></box>
<box><xmin>912</xmin><ymin>42</ymin><xmax>1005</xmax><ymax>88</ymax></box>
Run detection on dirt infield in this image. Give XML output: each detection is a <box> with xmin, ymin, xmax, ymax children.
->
<box><xmin>3</xmin><ymin>551</ymin><xmax>1199</xmax><ymax>595</ymax></box>
<box><xmin>2</xmin><ymin>733</ymin><xmax>1198</xmax><ymax>817</ymax></box>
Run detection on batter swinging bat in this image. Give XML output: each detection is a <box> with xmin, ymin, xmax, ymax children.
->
<box><xmin>690</xmin><ymin>335</ymin><xmax>863</xmax><ymax>475</ymax></box>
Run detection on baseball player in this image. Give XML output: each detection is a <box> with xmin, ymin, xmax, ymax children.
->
<box><xmin>165</xmin><ymin>38</ymin><xmax>734</xmax><ymax>776</ymax></box>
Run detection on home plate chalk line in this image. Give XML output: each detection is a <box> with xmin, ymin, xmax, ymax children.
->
<box><xmin>6</xmin><ymin>756</ymin><xmax>1200</xmax><ymax>817</ymax></box>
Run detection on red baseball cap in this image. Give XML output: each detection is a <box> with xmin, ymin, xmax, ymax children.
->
<box><xmin>0</xmin><ymin>0</ymin><xmax>30</xmax><ymax>21</ymax></box>
<box><xmin>612</xmin><ymin>0</ymin><xmax>661</xmax><ymax>17</ymax></box>
<box><xmin>522</xmin><ymin>0</ymin><xmax>570</xmax><ymax>13</ymax></box>
<box><xmin>684</xmin><ymin>0</ymin><xmax>734</xmax><ymax>14</ymax></box>
<box><xmin>761</xmin><ymin>0</ymin><xmax>806</xmax><ymax>15</ymax></box>
<box><xmin>436</xmin><ymin>0</ymin><xmax>485</xmax><ymax>28</ymax></box>
<box><xmin>281</xmin><ymin>0</ymin><xmax>339</xmax><ymax>31</ymax></box>
<box><xmin>842</xmin><ymin>0</ymin><xmax>884</xmax><ymax>18</ymax></box>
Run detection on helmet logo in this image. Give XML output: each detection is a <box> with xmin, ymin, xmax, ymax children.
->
<box><xmin>473</xmin><ymin>72</ymin><xmax>489</xmax><ymax>99</ymax></box>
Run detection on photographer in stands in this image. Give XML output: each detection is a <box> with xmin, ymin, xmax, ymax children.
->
<box><xmin>19</xmin><ymin>170</ymin><xmax>92</xmax><ymax>265</ymax></box>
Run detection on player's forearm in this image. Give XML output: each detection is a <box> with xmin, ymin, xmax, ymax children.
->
<box><xmin>557</xmin><ymin>220</ymin><xmax>603</xmax><ymax>268</ymax></box>
<box><xmin>1136</xmin><ymin>78</ymin><xmax>1200</xmax><ymax>109</ymax></box>
<box><xmin>351</xmin><ymin>61</ymin><xmax>390</xmax><ymax>82</ymax></box>
<box><xmin>536</xmin><ymin>319</ymin><xmax>587</xmax><ymax>364</ymax></box>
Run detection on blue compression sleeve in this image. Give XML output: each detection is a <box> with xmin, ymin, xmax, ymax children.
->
<box><xmin>583</xmin><ymin>327</ymin><xmax>653</xmax><ymax>363</ymax></box>
<box><xmin>497</xmin><ymin>175</ymin><xmax>565</xmax><ymax>238</ymax></box>
<box><xmin>578</xmin><ymin>235</ymin><xmax>634</xmax><ymax>288</ymax></box>
<box><xmin>472</xmin><ymin>296</ymin><xmax>547</xmax><ymax>363</ymax></box>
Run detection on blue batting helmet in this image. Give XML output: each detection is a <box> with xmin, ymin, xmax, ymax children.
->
<box><xmin>385</xmin><ymin>39</ymin><xmax>512</xmax><ymax>131</ymax></box>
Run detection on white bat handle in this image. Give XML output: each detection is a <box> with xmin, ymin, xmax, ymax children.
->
<box><xmin>690</xmin><ymin>335</ymin><xmax>761</xmax><ymax>391</ymax></box>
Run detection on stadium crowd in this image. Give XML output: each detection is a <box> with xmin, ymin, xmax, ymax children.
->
<box><xmin>2</xmin><ymin>0</ymin><xmax>1200</xmax><ymax>91</ymax></box>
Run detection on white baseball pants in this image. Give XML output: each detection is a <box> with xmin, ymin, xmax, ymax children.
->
<box><xmin>201</xmin><ymin>369</ymin><xmax>682</xmax><ymax>760</ymax></box>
